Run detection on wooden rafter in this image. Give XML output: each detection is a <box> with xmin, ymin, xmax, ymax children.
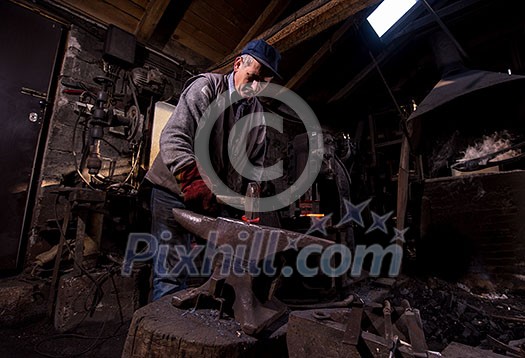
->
<box><xmin>231</xmin><ymin>0</ymin><xmax>292</xmax><ymax>56</ymax></box>
<box><xmin>210</xmin><ymin>0</ymin><xmax>381</xmax><ymax>74</ymax></box>
<box><xmin>328</xmin><ymin>0</ymin><xmax>481</xmax><ymax>103</ymax></box>
<box><xmin>267</xmin><ymin>0</ymin><xmax>379</xmax><ymax>52</ymax></box>
<box><xmin>135</xmin><ymin>0</ymin><xmax>171</xmax><ymax>42</ymax></box>
<box><xmin>286</xmin><ymin>17</ymin><xmax>354</xmax><ymax>90</ymax></box>
<box><xmin>52</xmin><ymin>0</ymin><xmax>140</xmax><ymax>33</ymax></box>
<box><xmin>328</xmin><ymin>44</ymin><xmax>402</xmax><ymax>103</ymax></box>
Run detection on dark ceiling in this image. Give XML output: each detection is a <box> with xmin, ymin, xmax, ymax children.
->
<box><xmin>14</xmin><ymin>0</ymin><xmax>525</xmax><ymax>130</ymax></box>
<box><xmin>304</xmin><ymin>0</ymin><xmax>525</xmax><ymax>125</ymax></box>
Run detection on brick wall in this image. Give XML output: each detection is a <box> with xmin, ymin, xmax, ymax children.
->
<box><xmin>420</xmin><ymin>170</ymin><xmax>525</xmax><ymax>288</ymax></box>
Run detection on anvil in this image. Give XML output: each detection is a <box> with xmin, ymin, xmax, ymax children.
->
<box><xmin>171</xmin><ymin>208</ymin><xmax>335</xmax><ymax>335</ymax></box>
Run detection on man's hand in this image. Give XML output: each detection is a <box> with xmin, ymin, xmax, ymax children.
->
<box><xmin>181</xmin><ymin>179</ymin><xmax>217</xmax><ymax>214</ymax></box>
<box><xmin>175</xmin><ymin>162</ymin><xmax>218</xmax><ymax>215</ymax></box>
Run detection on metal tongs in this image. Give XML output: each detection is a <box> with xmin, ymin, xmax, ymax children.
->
<box><xmin>451</xmin><ymin>140</ymin><xmax>525</xmax><ymax>172</ymax></box>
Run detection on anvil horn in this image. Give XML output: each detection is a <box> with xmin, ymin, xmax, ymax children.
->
<box><xmin>170</xmin><ymin>208</ymin><xmax>217</xmax><ymax>239</ymax></box>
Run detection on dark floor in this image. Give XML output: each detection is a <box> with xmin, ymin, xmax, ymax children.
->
<box><xmin>1</xmin><ymin>273</ymin><xmax>524</xmax><ymax>357</ymax></box>
<box><xmin>384</xmin><ymin>275</ymin><xmax>525</xmax><ymax>353</ymax></box>
<box><xmin>0</xmin><ymin>318</ymin><xmax>130</xmax><ymax>358</ymax></box>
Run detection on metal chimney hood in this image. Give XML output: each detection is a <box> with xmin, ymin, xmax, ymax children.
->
<box><xmin>408</xmin><ymin>32</ymin><xmax>525</xmax><ymax>122</ymax></box>
<box><xmin>408</xmin><ymin>69</ymin><xmax>525</xmax><ymax>121</ymax></box>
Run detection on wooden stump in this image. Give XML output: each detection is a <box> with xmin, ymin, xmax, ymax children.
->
<box><xmin>122</xmin><ymin>295</ymin><xmax>287</xmax><ymax>357</ymax></box>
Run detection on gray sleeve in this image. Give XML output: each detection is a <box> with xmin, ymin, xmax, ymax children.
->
<box><xmin>159</xmin><ymin>76</ymin><xmax>214</xmax><ymax>174</ymax></box>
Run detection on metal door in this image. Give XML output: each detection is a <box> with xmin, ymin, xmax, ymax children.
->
<box><xmin>0</xmin><ymin>1</ymin><xmax>65</xmax><ymax>270</ymax></box>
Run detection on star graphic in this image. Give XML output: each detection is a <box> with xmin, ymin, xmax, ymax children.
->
<box><xmin>305</xmin><ymin>214</ymin><xmax>333</xmax><ymax>236</ymax></box>
<box><xmin>390</xmin><ymin>227</ymin><xmax>409</xmax><ymax>244</ymax></box>
<box><xmin>284</xmin><ymin>236</ymin><xmax>301</xmax><ymax>251</ymax></box>
<box><xmin>336</xmin><ymin>198</ymin><xmax>372</xmax><ymax>228</ymax></box>
<box><xmin>366</xmin><ymin>211</ymin><xmax>393</xmax><ymax>234</ymax></box>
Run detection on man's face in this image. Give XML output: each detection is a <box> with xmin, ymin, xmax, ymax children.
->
<box><xmin>233</xmin><ymin>56</ymin><xmax>274</xmax><ymax>98</ymax></box>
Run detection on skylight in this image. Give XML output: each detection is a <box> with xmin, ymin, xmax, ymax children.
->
<box><xmin>367</xmin><ymin>0</ymin><xmax>418</xmax><ymax>37</ymax></box>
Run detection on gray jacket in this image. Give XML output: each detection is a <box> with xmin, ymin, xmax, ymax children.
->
<box><xmin>145</xmin><ymin>73</ymin><xmax>266</xmax><ymax>195</ymax></box>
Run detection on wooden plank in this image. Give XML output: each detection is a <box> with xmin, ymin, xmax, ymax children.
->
<box><xmin>183</xmin><ymin>0</ymin><xmax>277</xmax><ymax>61</ymax></box>
<box><xmin>396</xmin><ymin>120</ymin><xmax>411</xmax><ymax>233</ymax></box>
<box><xmin>286</xmin><ymin>17</ymin><xmax>353</xmax><ymax>90</ymax></box>
<box><xmin>211</xmin><ymin>0</ymin><xmax>331</xmax><ymax>71</ymax></box>
<box><xmin>231</xmin><ymin>0</ymin><xmax>292</xmax><ymax>55</ymax></box>
<box><xmin>188</xmin><ymin>0</ymin><xmax>247</xmax><ymax>39</ymax></box>
<box><xmin>47</xmin><ymin>204</ymin><xmax>71</xmax><ymax>318</ymax></box>
<box><xmin>175</xmin><ymin>19</ymin><xmax>230</xmax><ymax>59</ymax></box>
<box><xmin>130</xmin><ymin>0</ymin><xmax>149</xmax><ymax>9</ymax></box>
<box><xmin>202</xmin><ymin>0</ymin><xmax>254</xmax><ymax>31</ymax></box>
<box><xmin>103</xmin><ymin>0</ymin><xmax>144</xmax><ymax>20</ymax></box>
<box><xmin>173</xmin><ymin>27</ymin><xmax>226</xmax><ymax>62</ymax></box>
<box><xmin>211</xmin><ymin>0</ymin><xmax>381</xmax><ymax>73</ymax></box>
<box><xmin>147</xmin><ymin>0</ymin><xmax>192</xmax><ymax>48</ymax></box>
<box><xmin>183</xmin><ymin>10</ymin><xmax>238</xmax><ymax>50</ymax></box>
<box><xmin>267</xmin><ymin>0</ymin><xmax>381</xmax><ymax>53</ymax></box>
<box><xmin>163</xmin><ymin>39</ymin><xmax>213</xmax><ymax>69</ymax></box>
<box><xmin>53</xmin><ymin>0</ymin><xmax>138</xmax><ymax>32</ymax></box>
<box><xmin>134</xmin><ymin>0</ymin><xmax>170</xmax><ymax>42</ymax></box>
<box><xmin>226</xmin><ymin>0</ymin><xmax>270</xmax><ymax>25</ymax></box>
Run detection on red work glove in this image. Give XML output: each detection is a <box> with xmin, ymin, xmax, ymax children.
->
<box><xmin>175</xmin><ymin>162</ymin><xmax>218</xmax><ymax>215</ymax></box>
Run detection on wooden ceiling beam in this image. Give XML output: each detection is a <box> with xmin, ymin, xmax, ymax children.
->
<box><xmin>328</xmin><ymin>0</ymin><xmax>481</xmax><ymax>103</ymax></box>
<box><xmin>286</xmin><ymin>17</ymin><xmax>354</xmax><ymax>90</ymax></box>
<box><xmin>134</xmin><ymin>0</ymin><xmax>171</xmax><ymax>42</ymax></box>
<box><xmin>208</xmin><ymin>0</ymin><xmax>291</xmax><ymax>71</ymax></box>
<box><xmin>231</xmin><ymin>0</ymin><xmax>292</xmax><ymax>56</ymax></box>
<box><xmin>52</xmin><ymin>0</ymin><xmax>139</xmax><ymax>33</ymax></box>
<box><xmin>210</xmin><ymin>0</ymin><xmax>381</xmax><ymax>74</ymax></box>
<box><xmin>267</xmin><ymin>0</ymin><xmax>380</xmax><ymax>52</ymax></box>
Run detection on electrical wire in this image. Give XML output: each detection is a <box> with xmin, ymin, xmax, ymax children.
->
<box><xmin>123</xmin><ymin>141</ymin><xmax>143</xmax><ymax>185</ymax></box>
<box><xmin>34</xmin><ymin>196</ymin><xmax>128</xmax><ymax>358</ymax></box>
<box><xmin>124</xmin><ymin>72</ymin><xmax>142</xmax><ymax>141</ymax></box>
<box><xmin>71</xmin><ymin>109</ymin><xmax>96</xmax><ymax>190</ymax></box>
<box><xmin>33</xmin><ymin>316</ymin><xmax>126</xmax><ymax>358</ymax></box>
